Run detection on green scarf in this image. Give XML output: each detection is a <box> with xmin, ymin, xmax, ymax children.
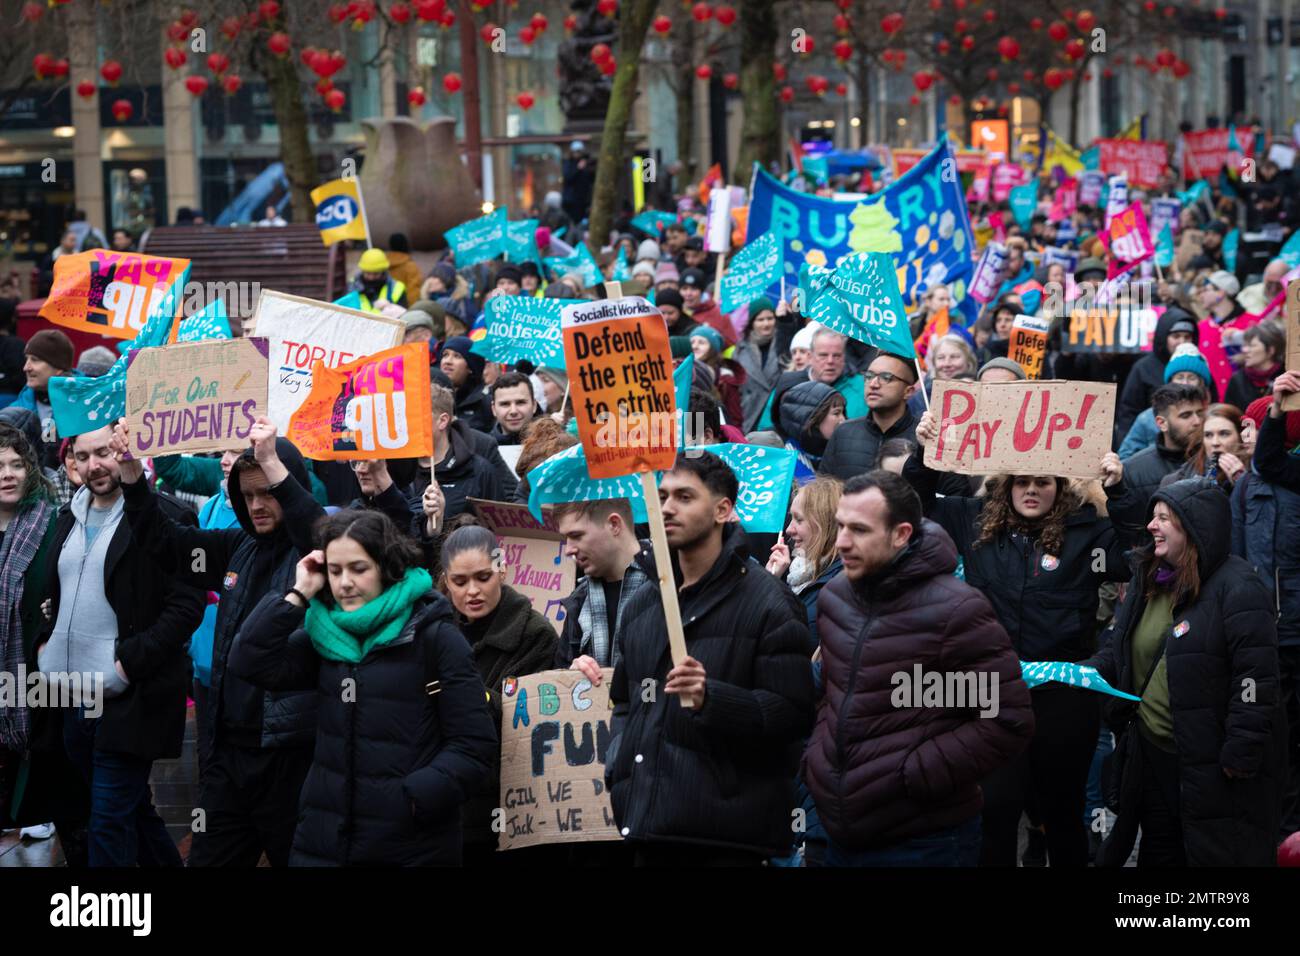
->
<box><xmin>304</xmin><ymin>567</ymin><xmax>434</xmax><ymax>664</ymax></box>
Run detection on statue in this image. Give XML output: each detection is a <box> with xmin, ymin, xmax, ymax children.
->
<box><xmin>557</xmin><ymin>0</ymin><xmax>617</xmax><ymax>128</ymax></box>
<box><xmin>358</xmin><ymin>116</ymin><xmax>483</xmax><ymax>251</ymax></box>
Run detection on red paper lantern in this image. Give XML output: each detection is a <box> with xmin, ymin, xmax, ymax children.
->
<box><xmin>564</xmin><ymin>13</ymin><xmax>577</xmax><ymax>31</ymax></box>
<box><xmin>516</xmin><ymin>91</ymin><xmax>536</xmax><ymax>110</ymax></box>
<box><xmin>1143</xmin><ymin>0</ymin><xmax>1157</xmax><ymax>10</ymax></box>
<box><xmin>881</xmin><ymin>12</ymin><xmax>904</xmax><ymax>34</ymax></box>
<box><xmin>111</xmin><ymin>98</ymin><xmax>133</xmax><ymax>122</ymax></box>
<box><xmin>986</xmin><ymin>67</ymin><xmax>999</xmax><ymax>83</ymax></box>
<box><xmin>799</xmin><ymin>35</ymin><xmax>815</xmax><ymax>54</ymax></box>
<box><xmin>166</xmin><ymin>21</ymin><xmax>189</xmax><ymax>43</ymax></box>
<box><xmin>408</xmin><ymin>87</ymin><xmax>427</xmax><ymax>107</ymax></box>
<box><xmin>779</xmin><ymin>85</ymin><xmax>794</xmax><ymax>103</ymax></box>
<box><xmin>329</xmin><ymin>3</ymin><xmax>349</xmax><ymax>23</ymax></box>
<box><xmin>267</xmin><ymin>33</ymin><xmax>291</xmax><ymax>57</ymax></box>
<box><xmin>20</xmin><ymin>2</ymin><xmax>43</xmax><ymax>23</ymax></box>
<box><xmin>221</xmin><ymin>16</ymin><xmax>242</xmax><ymax>39</ymax></box>
<box><xmin>442</xmin><ymin>72</ymin><xmax>462</xmax><ymax>93</ymax></box>
<box><xmin>1030</xmin><ymin>17</ymin><xmax>1043</xmax><ymax>30</ymax></box>
<box><xmin>531</xmin><ymin>13</ymin><xmax>549</xmax><ymax>32</ymax></box>
<box><xmin>1007</xmin><ymin>81</ymin><xmax>1020</xmax><ymax>95</ymax></box>
<box><xmin>997</xmin><ymin>36</ymin><xmax>1020</xmax><ymax>60</ymax></box>
<box><xmin>894</xmin><ymin>50</ymin><xmax>907</xmax><ymax>68</ymax></box>
<box><xmin>351</xmin><ymin>2</ymin><xmax>376</xmax><ymax>30</ymax></box>
<box><xmin>259</xmin><ymin>1</ymin><xmax>282</xmax><ymax>22</ymax></box>
<box><xmin>76</xmin><ymin>80</ymin><xmax>96</xmax><ymax>99</ymax></box>
<box><xmin>184</xmin><ymin>75</ymin><xmax>209</xmax><ymax>97</ymax></box>
<box><xmin>207</xmin><ymin>53</ymin><xmax>230</xmax><ymax>75</ymax></box>
<box><xmin>438</xmin><ymin>8</ymin><xmax>455</xmax><ymax>27</ymax></box>
<box><xmin>773</xmin><ymin>63</ymin><xmax>787</xmax><ymax>81</ymax></box>
<box><xmin>652</xmin><ymin>15</ymin><xmax>671</xmax><ymax>34</ymax></box>
<box><xmin>49</xmin><ymin>58</ymin><xmax>68</xmax><ymax>78</ymax></box>
<box><xmin>833</xmin><ymin>39</ymin><xmax>852</xmax><ymax>63</ymax></box>
<box><xmin>722</xmin><ymin>72</ymin><xmax>739</xmax><ymax>89</ymax></box>
<box><xmin>590</xmin><ymin>43</ymin><xmax>612</xmax><ymax>63</ymax></box>
<box><xmin>913</xmin><ymin>71</ymin><xmax>933</xmax><ymax>92</ymax></box>
<box><xmin>1076</xmin><ymin>10</ymin><xmax>1096</xmax><ymax>31</ymax></box>
<box><xmin>480</xmin><ymin>23</ymin><xmax>498</xmax><ymax>43</ymax></box>
<box><xmin>717</xmin><ymin>6</ymin><xmax>736</xmax><ymax>27</ymax></box>
<box><xmin>882</xmin><ymin>48</ymin><xmax>896</xmax><ymax>64</ymax></box>
<box><xmin>961</xmin><ymin>34</ymin><xmax>975</xmax><ymax>51</ymax></box>
<box><xmin>1172</xmin><ymin>59</ymin><xmax>1191</xmax><ymax>78</ymax></box>
<box><xmin>1155</xmin><ymin>49</ymin><xmax>1175</xmax><ymax>67</ymax></box>
<box><xmin>165</xmin><ymin>48</ymin><xmax>187</xmax><ymax>70</ymax></box>
<box><xmin>1102</xmin><ymin>67</ymin><xmax>1114</xmax><ymax>79</ymax></box>
<box><xmin>599</xmin><ymin>58</ymin><xmax>616</xmax><ymax>76</ymax></box>
<box><xmin>997</xmin><ymin>103</ymin><xmax>1009</xmax><ymax>116</ymax></box>
<box><xmin>316</xmin><ymin>78</ymin><xmax>334</xmax><ymax>95</ymax></box>
<box><xmin>390</xmin><ymin>2</ymin><xmax>412</xmax><ymax>24</ymax></box>
<box><xmin>937</xmin><ymin>39</ymin><xmax>951</xmax><ymax>55</ymax></box>
<box><xmin>1022</xmin><ymin>68</ymin><xmax>1036</xmax><ymax>82</ymax></box>
<box><xmin>949</xmin><ymin>94</ymin><xmax>962</xmax><ymax>106</ymax></box>
<box><xmin>983</xmin><ymin>9</ymin><xmax>996</xmax><ymax>22</ymax></box>
<box><xmin>953</xmin><ymin>18</ymin><xmax>969</xmax><ymax>34</ymax></box>
<box><xmin>325</xmin><ymin>89</ymin><xmax>346</xmax><ymax>112</ymax></box>
<box><xmin>834</xmin><ymin>14</ymin><xmax>850</xmax><ymax>34</ymax></box>
<box><xmin>835</xmin><ymin>81</ymin><xmax>847</xmax><ymax>96</ymax></box>
<box><xmin>596</xmin><ymin>0</ymin><xmax>617</xmax><ymax>17</ymax></box>
<box><xmin>520</xmin><ymin>26</ymin><xmax>536</xmax><ymax>44</ymax></box>
<box><xmin>1213</xmin><ymin>6</ymin><xmax>1227</xmax><ymax>18</ymax></box>
<box><xmin>695</xmin><ymin>64</ymin><xmax>713</xmax><ymax>80</ymax></box>
<box><xmin>1065</xmin><ymin>38</ymin><xmax>1085</xmax><ymax>61</ymax></box>
<box><xmin>223</xmin><ymin>74</ymin><xmax>243</xmax><ymax>95</ymax></box>
<box><xmin>1044</xmin><ymin>67</ymin><xmax>1064</xmax><ymax>90</ymax></box>
<box><xmin>691</xmin><ymin>3</ymin><xmax>712</xmax><ymax>22</ymax></box>
<box><xmin>909</xmin><ymin>94</ymin><xmax>921</xmax><ymax>106</ymax></box>
<box><xmin>100</xmin><ymin>60</ymin><xmax>123</xmax><ymax>85</ymax></box>
<box><xmin>1048</xmin><ymin>20</ymin><xmax>1069</xmax><ymax>42</ymax></box>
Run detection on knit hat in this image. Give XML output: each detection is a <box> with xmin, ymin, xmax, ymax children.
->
<box><xmin>1163</xmin><ymin>343</ymin><xmax>1212</xmax><ymax>387</ymax></box>
<box><xmin>535</xmin><ymin>367</ymin><xmax>568</xmax><ymax>408</ymax></box>
<box><xmin>409</xmin><ymin>298</ymin><xmax>447</xmax><ymax>338</ymax></box>
<box><xmin>388</xmin><ymin>233</ymin><xmax>412</xmax><ymax>254</ymax></box>
<box><xmin>636</xmin><ymin>239</ymin><xmax>661</xmax><ymax>262</ymax></box>
<box><xmin>631</xmin><ymin>261</ymin><xmax>657</xmax><ymax>280</ymax></box>
<box><xmin>654</xmin><ymin>261</ymin><xmax>680</xmax><ymax>285</ymax></box>
<box><xmin>495</xmin><ymin>264</ymin><xmax>523</xmax><ymax>285</ymax></box>
<box><xmin>358</xmin><ymin>247</ymin><xmax>390</xmax><ymax>272</ymax></box>
<box><xmin>401</xmin><ymin>309</ymin><xmax>435</xmax><ymax>334</ymax></box>
<box><xmin>519</xmin><ymin>261</ymin><xmax>540</xmax><ymax>279</ymax></box>
<box><xmin>680</xmin><ymin>267</ymin><xmax>707</xmax><ymax>289</ymax></box>
<box><xmin>76</xmin><ymin>345</ymin><xmax>118</xmax><ymax>377</ymax></box>
<box><xmin>430</xmin><ymin>261</ymin><xmax>457</xmax><ymax>288</ymax></box>
<box><xmin>690</xmin><ymin>324</ymin><xmax>725</xmax><ymax>356</ymax></box>
<box><xmin>1204</xmin><ymin>220</ymin><xmax>1230</xmax><ymax>236</ymax></box>
<box><xmin>25</xmin><ymin>328</ymin><xmax>75</xmax><ymax>371</ymax></box>
<box><xmin>748</xmin><ymin>297</ymin><xmax>776</xmax><ymax>318</ymax></box>
<box><xmin>790</xmin><ymin>323</ymin><xmax>819</xmax><ymax>353</ymax></box>
<box><xmin>441</xmin><ymin>335</ymin><xmax>486</xmax><ymax>381</ymax></box>
<box><xmin>977</xmin><ymin>357</ymin><xmax>1027</xmax><ymax>381</ymax></box>
<box><xmin>1075</xmin><ymin>257</ymin><xmax>1107</xmax><ymax>280</ymax></box>
<box><xmin>0</xmin><ymin>407</ymin><xmax>43</xmax><ymax>461</ymax></box>
<box><xmin>1244</xmin><ymin>396</ymin><xmax>1300</xmax><ymax>448</ymax></box>
<box><xmin>655</xmin><ymin>288</ymin><xmax>685</xmax><ymax>311</ymax></box>
<box><xmin>1206</xmin><ymin>270</ymin><xmax>1240</xmax><ymax>296</ymax></box>
<box><xmin>535</xmin><ymin>226</ymin><xmax>552</xmax><ymax>250</ymax></box>
<box><xmin>669</xmin><ymin>336</ymin><xmax>694</xmax><ymax>360</ymax></box>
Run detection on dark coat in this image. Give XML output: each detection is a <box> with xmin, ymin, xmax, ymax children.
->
<box><xmin>1089</xmin><ymin>478</ymin><xmax>1285</xmax><ymax>866</ymax></box>
<box><xmin>605</xmin><ymin>525</ymin><xmax>815</xmax><ymax>856</ymax></box>
<box><xmin>820</xmin><ymin>407</ymin><xmax>920</xmax><ymax>480</ymax></box>
<box><xmin>348</xmin><ymin>480</ymin><xmax>417</xmax><ymax>530</ymax></box>
<box><xmin>43</xmin><ymin>490</ymin><xmax>206</xmax><ymax>761</ymax></box>
<box><xmin>404</xmin><ymin>420</ymin><xmax>504</xmax><ymax>522</ymax></box>
<box><xmin>1224</xmin><ymin>369</ymin><xmax>1271</xmax><ymax>415</ymax></box>
<box><xmin>1114</xmin><ymin>307</ymin><xmax>1200</xmax><ymax>441</ymax></box>
<box><xmin>229</xmin><ymin>591</ymin><xmax>497</xmax><ymax>866</ymax></box>
<box><xmin>795</xmin><ymin>557</ymin><xmax>841</xmax><ymax>650</ymax></box>
<box><xmin>905</xmin><ymin>455</ymin><xmax>1133</xmax><ymax>661</ymax></box>
<box><xmin>454</xmin><ymin>381</ymin><xmax>494</xmax><ymax>434</ymax></box>
<box><xmin>122</xmin><ymin>438</ymin><xmax>325</xmax><ymax>753</ymax></box>
<box><xmin>460</xmin><ymin>585</ymin><xmax>558</xmax><ymax>846</ymax></box>
<box><xmin>803</xmin><ymin>520</ymin><xmax>1034</xmax><ymax>850</ymax></box>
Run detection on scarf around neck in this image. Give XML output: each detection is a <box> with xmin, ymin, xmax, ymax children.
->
<box><xmin>304</xmin><ymin>567</ymin><xmax>433</xmax><ymax>664</ymax></box>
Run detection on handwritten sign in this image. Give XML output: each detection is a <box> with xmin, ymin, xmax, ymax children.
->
<box><xmin>498</xmin><ymin>668</ymin><xmax>620</xmax><ymax>850</ymax></box>
<box><xmin>124</xmin><ymin>337</ymin><xmax>268</xmax><ymax>456</ymax></box>
<box><xmin>248</xmin><ymin>290</ymin><xmax>404</xmax><ymax>432</ymax></box>
<box><xmin>1062</xmin><ymin>305</ymin><xmax>1159</xmax><ymax>353</ymax></box>
<box><xmin>925</xmin><ymin>380</ymin><xmax>1116</xmax><ymax>478</ymax></box>
<box><xmin>470</xmin><ymin>499</ymin><xmax>574</xmax><ymax>634</ymax></box>
<box><xmin>1097</xmin><ymin>139</ymin><xmax>1167</xmax><ymax>189</ymax></box>
<box><xmin>287</xmin><ymin>343</ymin><xmax>432</xmax><ymax>460</ymax></box>
<box><xmin>1008</xmin><ymin>314</ymin><xmax>1050</xmax><ymax>380</ymax></box>
<box><xmin>1078</xmin><ymin>170</ymin><xmax>1105</xmax><ymax>207</ymax></box>
<box><xmin>40</xmin><ymin>251</ymin><xmax>191</xmax><ymax>340</ymax></box>
<box><xmin>562</xmin><ymin>296</ymin><xmax>676</xmax><ymax>480</ymax></box>
<box><xmin>1284</xmin><ymin>280</ymin><xmax>1300</xmax><ymax>412</ymax></box>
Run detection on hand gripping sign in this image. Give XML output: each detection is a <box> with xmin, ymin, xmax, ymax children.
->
<box><xmin>924</xmin><ymin>380</ymin><xmax>1117</xmax><ymax>479</ymax></box>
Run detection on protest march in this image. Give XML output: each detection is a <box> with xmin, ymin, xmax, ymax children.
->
<box><xmin>4</xmin><ymin>7</ymin><xmax>1300</xmax><ymax>933</ymax></box>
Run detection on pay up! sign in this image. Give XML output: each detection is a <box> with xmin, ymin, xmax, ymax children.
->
<box><xmin>925</xmin><ymin>380</ymin><xmax>1116</xmax><ymax>478</ymax></box>
<box><xmin>562</xmin><ymin>296</ymin><xmax>677</xmax><ymax>480</ymax></box>
<box><xmin>499</xmin><ymin>668</ymin><xmax>620</xmax><ymax>851</ymax></box>
<box><xmin>125</xmin><ymin>337</ymin><xmax>269</xmax><ymax>456</ymax></box>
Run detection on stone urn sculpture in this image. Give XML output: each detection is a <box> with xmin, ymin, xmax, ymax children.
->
<box><xmin>358</xmin><ymin>116</ymin><xmax>483</xmax><ymax>251</ymax></box>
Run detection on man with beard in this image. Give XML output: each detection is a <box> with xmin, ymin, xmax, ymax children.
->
<box><xmin>37</xmin><ymin>424</ymin><xmax>205</xmax><ymax>866</ymax></box>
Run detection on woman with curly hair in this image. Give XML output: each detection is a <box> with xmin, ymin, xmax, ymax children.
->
<box><xmin>907</xmin><ymin>410</ymin><xmax>1134</xmax><ymax>868</ymax></box>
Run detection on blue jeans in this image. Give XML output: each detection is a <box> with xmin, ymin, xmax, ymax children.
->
<box><xmin>826</xmin><ymin>816</ymin><xmax>981</xmax><ymax>867</ymax></box>
<box><xmin>62</xmin><ymin>710</ymin><xmax>182</xmax><ymax>867</ymax></box>
<box><xmin>1085</xmin><ymin>727</ymin><xmax>1114</xmax><ymax>826</ymax></box>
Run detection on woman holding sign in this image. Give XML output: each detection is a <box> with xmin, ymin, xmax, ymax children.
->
<box><xmin>907</xmin><ymin>412</ymin><xmax>1133</xmax><ymax>868</ymax></box>
<box><xmin>229</xmin><ymin>510</ymin><xmax>497</xmax><ymax>866</ymax></box>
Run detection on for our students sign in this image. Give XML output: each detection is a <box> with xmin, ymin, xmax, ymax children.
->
<box><xmin>925</xmin><ymin>380</ymin><xmax>1117</xmax><ymax>478</ymax></box>
<box><xmin>124</xmin><ymin>337</ymin><xmax>269</xmax><ymax>456</ymax></box>
<box><xmin>498</xmin><ymin>668</ymin><xmax>621</xmax><ymax>851</ymax></box>
<box><xmin>562</xmin><ymin>296</ymin><xmax>677</xmax><ymax>480</ymax></box>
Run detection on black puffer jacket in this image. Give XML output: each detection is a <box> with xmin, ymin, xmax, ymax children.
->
<box><xmin>906</xmin><ymin>455</ymin><xmax>1133</xmax><ymax>661</ymax></box>
<box><xmin>229</xmin><ymin>590</ymin><xmax>497</xmax><ymax>866</ymax></box>
<box><xmin>123</xmin><ymin>438</ymin><xmax>324</xmax><ymax>753</ymax></box>
<box><xmin>1114</xmin><ymin>307</ymin><xmax>1200</xmax><ymax>440</ymax></box>
<box><xmin>820</xmin><ymin>407</ymin><xmax>920</xmax><ymax>480</ymax></box>
<box><xmin>605</xmin><ymin>525</ymin><xmax>814</xmax><ymax>856</ymax></box>
<box><xmin>1089</xmin><ymin>478</ymin><xmax>1285</xmax><ymax>866</ymax></box>
<box><xmin>804</xmin><ymin>520</ymin><xmax>1034</xmax><ymax>849</ymax></box>
<box><xmin>402</xmin><ymin>419</ymin><xmax>504</xmax><ymax>522</ymax></box>
<box><xmin>777</xmin><ymin>380</ymin><xmax>836</xmax><ymax>451</ymax></box>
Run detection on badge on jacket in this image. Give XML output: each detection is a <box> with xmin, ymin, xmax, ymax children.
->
<box><xmin>502</xmin><ymin>677</ymin><xmax>518</xmax><ymax>697</ymax></box>
<box><xmin>223</xmin><ymin>571</ymin><xmax>238</xmax><ymax>590</ymax></box>
<box><xmin>1173</xmin><ymin>620</ymin><xmax>1190</xmax><ymax>638</ymax></box>
<box><xmin>1040</xmin><ymin>554</ymin><xmax>1060</xmax><ymax>571</ymax></box>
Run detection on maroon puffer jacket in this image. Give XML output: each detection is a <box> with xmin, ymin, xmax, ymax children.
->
<box><xmin>803</xmin><ymin>520</ymin><xmax>1034</xmax><ymax>850</ymax></box>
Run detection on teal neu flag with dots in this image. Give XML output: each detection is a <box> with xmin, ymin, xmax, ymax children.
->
<box><xmin>1020</xmin><ymin>661</ymin><xmax>1140</xmax><ymax>701</ymax></box>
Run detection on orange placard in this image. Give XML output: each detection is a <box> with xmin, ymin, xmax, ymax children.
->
<box><xmin>1008</xmin><ymin>314</ymin><xmax>1050</xmax><ymax>379</ymax></box>
<box><xmin>561</xmin><ymin>296</ymin><xmax>677</xmax><ymax>480</ymax></box>
<box><xmin>287</xmin><ymin>344</ymin><xmax>432</xmax><ymax>460</ymax></box>
<box><xmin>38</xmin><ymin>250</ymin><xmax>191</xmax><ymax>340</ymax></box>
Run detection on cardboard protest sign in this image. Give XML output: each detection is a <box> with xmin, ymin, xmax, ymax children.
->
<box><xmin>444</xmin><ymin>207</ymin><xmax>507</xmax><ymax>267</ymax></box>
<box><xmin>1062</xmin><ymin>304</ymin><xmax>1159</xmax><ymax>353</ymax></box>
<box><xmin>969</xmin><ymin>242</ymin><xmax>1008</xmax><ymax>303</ymax></box>
<box><xmin>124</xmin><ymin>337</ymin><xmax>268</xmax><ymax>456</ymax></box>
<box><xmin>473</xmin><ymin>295</ymin><xmax>581</xmax><ymax>367</ymax></box>
<box><xmin>248</xmin><ymin>290</ymin><xmax>404</xmax><ymax>432</ymax></box>
<box><xmin>1283</xmin><ymin>279</ymin><xmax>1300</xmax><ymax>412</ymax></box>
<box><xmin>1100</xmin><ymin>203</ymin><xmax>1154</xmax><ymax>280</ymax></box>
<box><xmin>562</xmin><ymin>296</ymin><xmax>676</xmax><ymax>480</ymax></box>
<box><xmin>718</xmin><ymin>233</ymin><xmax>783</xmax><ymax>313</ymax></box>
<box><xmin>287</xmin><ymin>344</ymin><xmax>432</xmax><ymax>460</ymax></box>
<box><xmin>925</xmin><ymin>380</ymin><xmax>1116</xmax><ymax>478</ymax></box>
<box><xmin>498</xmin><ymin>668</ymin><xmax>620</xmax><ymax>850</ymax></box>
<box><xmin>470</xmin><ymin>499</ymin><xmax>575</xmax><ymax>634</ymax></box>
<box><xmin>1008</xmin><ymin>314</ymin><xmax>1050</xmax><ymax>380</ymax></box>
<box><xmin>1097</xmin><ymin>139</ymin><xmax>1168</xmax><ymax>189</ymax></box>
<box><xmin>40</xmin><ymin>251</ymin><xmax>190</xmax><ymax>340</ymax></box>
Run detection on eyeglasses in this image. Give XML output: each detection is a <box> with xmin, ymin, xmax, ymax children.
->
<box><xmin>865</xmin><ymin>371</ymin><xmax>912</xmax><ymax>385</ymax></box>
<box><xmin>349</xmin><ymin>460</ymin><xmax>374</xmax><ymax>472</ymax></box>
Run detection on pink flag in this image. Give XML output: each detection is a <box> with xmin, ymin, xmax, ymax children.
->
<box><xmin>1099</xmin><ymin>202</ymin><xmax>1154</xmax><ymax>281</ymax></box>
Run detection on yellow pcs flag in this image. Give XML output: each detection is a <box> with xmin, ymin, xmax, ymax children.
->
<box><xmin>1044</xmin><ymin>129</ymin><xmax>1085</xmax><ymax>177</ymax></box>
<box><xmin>310</xmin><ymin>177</ymin><xmax>369</xmax><ymax>246</ymax></box>
<box><xmin>1117</xmin><ymin>116</ymin><xmax>1144</xmax><ymax>141</ymax></box>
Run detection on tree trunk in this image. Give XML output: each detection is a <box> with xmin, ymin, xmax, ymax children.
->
<box><xmin>257</xmin><ymin>48</ymin><xmax>317</xmax><ymax>223</ymax></box>
<box><xmin>587</xmin><ymin>0</ymin><xmax>658</xmax><ymax>253</ymax></box>
<box><xmin>674</xmin><ymin>18</ymin><xmax>695</xmax><ymax>179</ymax></box>
<box><xmin>1068</xmin><ymin>75</ymin><xmax>1083</xmax><ymax>146</ymax></box>
<box><xmin>735</xmin><ymin>0</ymin><xmax>778</xmax><ymax>177</ymax></box>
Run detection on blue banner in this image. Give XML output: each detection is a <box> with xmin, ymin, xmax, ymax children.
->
<box><xmin>472</xmin><ymin>295</ymin><xmax>582</xmax><ymax>367</ymax></box>
<box><xmin>504</xmin><ymin>218</ymin><xmax>542</xmax><ymax>267</ymax></box>
<box><xmin>630</xmin><ymin>210</ymin><xmax>678</xmax><ymax>234</ymax></box>
<box><xmin>527</xmin><ymin>440</ymin><xmax>796</xmax><ymax>533</ymax></box>
<box><xmin>612</xmin><ymin>246</ymin><xmax>632</xmax><ymax>282</ymax></box>
<box><xmin>1009</xmin><ymin>182</ymin><xmax>1039</xmax><ymax>232</ymax></box>
<box><xmin>1155</xmin><ymin>223</ymin><xmax>1175</xmax><ymax>269</ymax></box>
<box><xmin>177</xmin><ymin>299</ymin><xmax>232</xmax><ymax>343</ymax></box>
<box><xmin>799</xmin><ymin>252</ymin><xmax>916</xmax><ymax>358</ymax></box>
<box><xmin>1020</xmin><ymin>661</ymin><xmax>1140</xmax><ymax>701</ymax></box>
<box><xmin>1223</xmin><ymin>228</ymin><xmax>1239</xmax><ymax>272</ymax></box>
<box><xmin>1280</xmin><ymin>229</ymin><xmax>1300</xmax><ymax>268</ymax></box>
<box><xmin>545</xmin><ymin>244</ymin><xmax>604</xmax><ymax>288</ymax></box>
<box><xmin>444</xmin><ymin>207</ymin><xmax>508</xmax><ymax>267</ymax></box>
<box><xmin>747</xmin><ymin>136</ymin><xmax>976</xmax><ymax>313</ymax></box>
<box><xmin>718</xmin><ymin>233</ymin><xmax>784</xmax><ymax>313</ymax></box>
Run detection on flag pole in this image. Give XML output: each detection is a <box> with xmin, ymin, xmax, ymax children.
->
<box><xmin>354</xmin><ymin>177</ymin><xmax>374</xmax><ymax>249</ymax></box>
